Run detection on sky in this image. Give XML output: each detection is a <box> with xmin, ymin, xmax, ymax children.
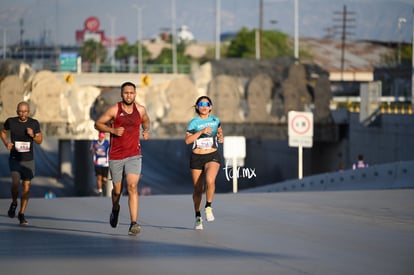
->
<box><xmin>0</xmin><ymin>0</ymin><xmax>413</xmax><ymax>46</ymax></box>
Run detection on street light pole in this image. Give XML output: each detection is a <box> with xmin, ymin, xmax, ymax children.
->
<box><xmin>259</xmin><ymin>0</ymin><xmax>263</xmax><ymax>60</ymax></box>
<box><xmin>2</xmin><ymin>28</ymin><xmax>6</xmax><ymax>59</ymax></box>
<box><xmin>133</xmin><ymin>4</ymin><xmax>143</xmax><ymax>74</ymax></box>
<box><xmin>171</xmin><ymin>0</ymin><xmax>177</xmax><ymax>74</ymax></box>
<box><xmin>215</xmin><ymin>0</ymin><xmax>221</xmax><ymax>60</ymax></box>
<box><xmin>294</xmin><ymin>0</ymin><xmax>299</xmax><ymax>62</ymax></box>
<box><xmin>398</xmin><ymin>17</ymin><xmax>406</xmax><ymax>65</ymax></box>
<box><xmin>107</xmin><ymin>16</ymin><xmax>116</xmax><ymax>73</ymax></box>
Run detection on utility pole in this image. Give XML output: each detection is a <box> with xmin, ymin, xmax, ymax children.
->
<box><xmin>333</xmin><ymin>5</ymin><xmax>355</xmax><ymax>81</ymax></box>
<box><xmin>20</xmin><ymin>18</ymin><xmax>25</xmax><ymax>61</ymax></box>
<box><xmin>133</xmin><ymin>4</ymin><xmax>143</xmax><ymax>74</ymax></box>
<box><xmin>294</xmin><ymin>0</ymin><xmax>299</xmax><ymax>62</ymax></box>
<box><xmin>171</xmin><ymin>0</ymin><xmax>177</xmax><ymax>74</ymax></box>
<box><xmin>2</xmin><ymin>28</ymin><xmax>6</xmax><ymax>59</ymax></box>
<box><xmin>20</xmin><ymin>18</ymin><xmax>24</xmax><ymax>46</ymax></box>
<box><xmin>108</xmin><ymin>16</ymin><xmax>116</xmax><ymax>73</ymax></box>
<box><xmin>398</xmin><ymin>17</ymin><xmax>406</xmax><ymax>65</ymax></box>
<box><xmin>259</xmin><ymin>0</ymin><xmax>263</xmax><ymax>60</ymax></box>
<box><xmin>215</xmin><ymin>0</ymin><xmax>221</xmax><ymax>60</ymax></box>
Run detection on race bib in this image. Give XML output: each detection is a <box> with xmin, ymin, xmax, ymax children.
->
<box><xmin>96</xmin><ymin>157</ymin><xmax>108</xmax><ymax>165</ymax></box>
<box><xmin>196</xmin><ymin>137</ymin><xmax>214</xmax><ymax>150</ymax></box>
<box><xmin>15</xmin><ymin>141</ymin><xmax>31</xmax><ymax>152</ymax></box>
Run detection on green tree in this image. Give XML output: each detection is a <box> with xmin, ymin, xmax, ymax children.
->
<box><xmin>401</xmin><ymin>44</ymin><xmax>412</xmax><ymax>66</ymax></box>
<box><xmin>261</xmin><ymin>30</ymin><xmax>292</xmax><ymax>58</ymax></box>
<box><xmin>115</xmin><ymin>42</ymin><xmax>133</xmax><ymax>71</ymax></box>
<box><xmin>131</xmin><ymin>42</ymin><xmax>151</xmax><ymax>69</ymax></box>
<box><xmin>226</xmin><ymin>28</ymin><xmax>255</xmax><ymax>58</ymax></box>
<box><xmin>380</xmin><ymin>44</ymin><xmax>412</xmax><ymax>67</ymax></box>
<box><xmin>226</xmin><ymin>27</ymin><xmax>295</xmax><ymax>59</ymax></box>
<box><xmin>79</xmin><ymin>39</ymin><xmax>107</xmax><ymax>67</ymax></box>
<box><xmin>149</xmin><ymin>41</ymin><xmax>192</xmax><ymax>73</ymax></box>
<box><xmin>203</xmin><ymin>43</ymin><xmax>229</xmax><ymax>62</ymax></box>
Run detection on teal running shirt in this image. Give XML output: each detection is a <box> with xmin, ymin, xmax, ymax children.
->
<box><xmin>186</xmin><ymin>115</ymin><xmax>221</xmax><ymax>150</ymax></box>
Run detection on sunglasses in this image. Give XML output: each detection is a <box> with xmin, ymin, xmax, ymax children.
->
<box><xmin>197</xmin><ymin>102</ymin><xmax>211</xmax><ymax>107</ymax></box>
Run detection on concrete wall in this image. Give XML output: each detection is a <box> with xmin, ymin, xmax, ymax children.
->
<box><xmin>1</xmin><ymin>110</ymin><xmax>412</xmax><ymax>194</ymax></box>
<box><xmin>348</xmin><ymin>112</ymin><xmax>414</xmax><ymax>166</ymax></box>
<box><xmin>309</xmin><ymin>110</ymin><xmax>414</xmax><ymax>175</ymax></box>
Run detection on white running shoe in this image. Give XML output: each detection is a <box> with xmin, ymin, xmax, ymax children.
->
<box><xmin>194</xmin><ymin>216</ymin><xmax>203</xmax><ymax>230</ymax></box>
<box><xmin>205</xmin><ymin>206</ymin><xmax>215</xmax><ymax>222</ymax></box>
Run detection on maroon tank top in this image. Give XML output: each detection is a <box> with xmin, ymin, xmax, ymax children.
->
<box><xmin>109</xmin><ymin>102</ymin><xmax>142</xmax><ymax>160</ymax></box>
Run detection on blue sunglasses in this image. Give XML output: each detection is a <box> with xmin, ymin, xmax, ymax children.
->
<box><xmin>197</xmin><ymin>102</ymin><xmax>211</xmax><ymax>107</ymax></box>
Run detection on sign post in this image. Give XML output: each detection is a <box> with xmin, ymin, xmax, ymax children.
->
<box><xmin>223</xmin><ymin>136</ymin><xmax>246</xmax><ymax>193</ymax></box>
<box><xmin>288</xmin><ymin>111</ymin><xmax>313</xmax><ymax>179</ymax></box>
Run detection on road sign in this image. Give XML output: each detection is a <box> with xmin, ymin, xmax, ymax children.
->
<box><xmin>288</xmin><ymin>111</ymin><xmax>314</xmax><ymax>179</ymax></box>
<box><xmin>60</xmin><ymin>52</ymin><xmax>78</xmax><ymax>72</ymax></box>
<box><xmin>63</xmin><ymin>73</ymin><xmax>74</xmax><ymax>84</ymax></box>
<box><xmin>141</xmin><ymin>74</ymin><xmax>151</xmax><ymax>86</ymax></box>
<box><xmin>224</xmin><ymin>136</ymin><xmax>246</xmax><ymax>193</ymax></box>
<box><xmin>288</xmin><ymin>111</ymin><xmax>313</xmax><ymax>148</ymax></box>
<box><xmin>224</xmin><ymin>136</ymin><xmax>246</xmax><ymax>160</ymax></box>
<box><xmin>288</xmin><ymin>111</ymin><xmax>313</xmax><ymax>137</ymax></box>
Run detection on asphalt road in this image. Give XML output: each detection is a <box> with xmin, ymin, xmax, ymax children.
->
<box><xmin>1</xmin><ymin>189</ymin><xmax>413</xmax><ymax>275</ymax></box>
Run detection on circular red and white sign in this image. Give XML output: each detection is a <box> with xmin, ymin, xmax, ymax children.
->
<box><xmin>84</xmin><ymin>17</ymin><xmax>100</xmax><ymax>32</ymax></box>
<box><xmin>289</xmin><ymin>113</ymin><xmax>312</xmax><ymax>136</ymax></box>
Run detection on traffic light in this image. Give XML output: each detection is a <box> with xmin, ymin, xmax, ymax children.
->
<box><xmin>141</xmin><ymin>74</ymin><xmax>151</xmax><ymax>86</ymax></box>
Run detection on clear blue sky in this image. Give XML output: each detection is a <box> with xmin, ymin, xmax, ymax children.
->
<box><xmin>0</xmin><ymin>0</ymin><xmax>412</xmax><ymax>46</ymax></box>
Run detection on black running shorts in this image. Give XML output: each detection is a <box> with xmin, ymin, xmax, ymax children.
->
<box><xmin>190</xmin><ymin>150</ymin><xmax>221</xmax><ymax>170</ymax></box>
<box><xmin>9</xmin><ymin>159</ymin><xmax>35</xmax><ymax>181</ymax></box>
<box><xmin>94</xmin><ymin>166</ymin><xmax>109</xmax><ymax>177</ymax></box>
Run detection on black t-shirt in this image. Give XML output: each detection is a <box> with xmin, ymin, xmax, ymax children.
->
<box><xmin>3</xmin><ymin>117</ymin><xmax>41</xmax><ymax>161</ymax></box>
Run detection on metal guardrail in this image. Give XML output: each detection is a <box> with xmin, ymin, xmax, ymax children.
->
<box><xmin>82</xmin><ymin>63</ymin><xmax>191</xmax><ymax>74</ymax></box>
<box><xmin>29</xmin><ymin>59</ymin><xmax>192</xmax><ymax>74</ymax></box>
<box><xmin>332</xmin><ymin>96</ymin><xmax>411</xmax><ymax>103</ymax></box>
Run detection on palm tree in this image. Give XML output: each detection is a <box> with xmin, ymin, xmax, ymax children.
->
<box><xmin>115</xmin><ymin>42</ymin><xmax>133</xmax><ymax>72</ymax></box>
<box><xmin>79</xmin><ymin>39</ymin><xmax>107</xmax><ymax>72</ymax></box>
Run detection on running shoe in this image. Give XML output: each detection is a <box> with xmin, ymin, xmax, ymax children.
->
<box><xmin>109</xmin><ymin>205</ymin><xmax>120</xmax><ymax>228</ymax></box>
<box><xmin>205</xmin><ymin>206</ymin><xmax>215</xmax><ymax>222</ymax></box>
<box><xmin>8</xmin><ymin>202</ymin><xmax>17</xmax><ymax>218</ymax></box>
<box><xmin>128</xmin><ymin>222</ymin><xmax>141</xmax><ymax>236</ymax></box>
<box><xmin>194</xmin><ymin>216</ymin><xmax>203</xmax><ymax>230</ymax></box>
<box><xmin>18</xmin><ymin>212</ymin><xmax>28</xmax><ymax>225</ymax></box>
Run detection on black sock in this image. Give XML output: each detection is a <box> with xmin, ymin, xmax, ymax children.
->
<box><xmin>195</xmin><ymin>211</ymin><xmax>201</xmax><ymax>217</ymax></box>
<box><xmin>205</xmin><ymin>202</ymin><xmax>212</xmax><ymax>208</ymax></box>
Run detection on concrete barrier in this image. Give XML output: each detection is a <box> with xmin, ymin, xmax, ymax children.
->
<box><xmin>245</xmin><ymin>160</ymin><xmax>414</xmax><ymax>193</ymax></box>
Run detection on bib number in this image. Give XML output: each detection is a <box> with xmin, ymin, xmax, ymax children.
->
<box><xmin>15</xmin><ymin>141</ymin><xmax>31</xmax><ymax>152</ymax></box>
<box><xmin>196</xmin><ymin>137</ymin><xmax>214</xmax><ymax>150</ymax></box>
<box><xmin>96</xmin><ymin>157</ymin><xmax>108</xmax><ymax>165</ymax></box>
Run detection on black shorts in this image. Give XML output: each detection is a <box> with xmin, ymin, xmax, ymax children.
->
<box><xmin>94</xmin><ymin>166</ymin><xmax>109</xmax><ymax>177</ymax></box>
<box><xmin>9</xmin><ymin>159</ymin><xmax>35</xmax><ymax>181</ymax></box>
<box><xmin>190</xmin><ymin>150</ymin><xmax>221</xmax><ymax>170</ymax></box>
